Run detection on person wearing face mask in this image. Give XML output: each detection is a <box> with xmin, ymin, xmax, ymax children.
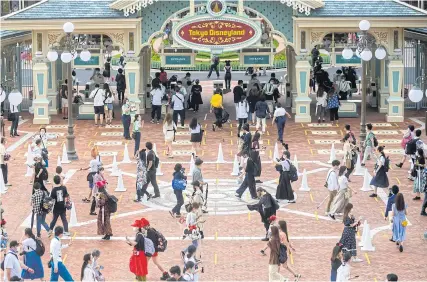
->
<box><xmin>3</xmin><ymin>240</ymin><xmax>34</xmax><ymax>281</ymax></box>
<box><xmin>168</xmin><ymin>265</ymin><xmax>186</xmax><ymax>281</ymax></box>
<box><xmin>122</xmin><ymin>98</ymin><xmax>132</xmax><ymax>140</ymax></box>
<box><xmin>81</xmin><ymin>253</ymin><xmax>96</xmax><ymax>282</ymax></box>
<box><xmin>133</xmin><ymin>114</ymin><xmax>142</xmax><ymax>156</ymax></box>
<box><xmin>171</xmin><ymin>83</ymin><xmax>186</xmax><ymax>128</ymax></box>
<box><xmin>337</xmin><ymin>75</ymin><xmax>351</xmax><ymax>100</ymax></box>
<box><xmin>182</xmin><ymin>261</ymin><xmax>197</xmax><ymax>282</ymax></box>
<box><xmin>49</xmin><ymin>226</ymin><xmax>74</xmax><ymax>281</ymax></box>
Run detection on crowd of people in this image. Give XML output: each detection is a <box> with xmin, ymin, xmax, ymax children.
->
<box><xmin>1</xmin><ymin>63</ymin><xmax>424</xmax><ymax>282</ymax></box>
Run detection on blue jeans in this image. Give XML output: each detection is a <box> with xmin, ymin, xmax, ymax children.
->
<box><xmin>50</xmin><ymin>261</ymin><xmax>74</xmax><ymax>281</ymax></box>
<box><xmin>172</xmin><ymin>189</ymin><xmax>184</xmax><ymax>215</ymax></box>
<box><xmin>276</xmin><ymin>116</ymin><xmax>286</xmax><ymax>142</ymax></box>
<box><xmin>134</xmin><ymin>131</ymin><xmax>141</xmax><ymax>156</ymax></box>
<box><xmin>330</xmin><ymin>268</ymin><xmax>337</xmax><ymax>281</ymax></box>
<box><xmin>36</xmin><ymin>213</ymin><xmax>50</xmax><ymax>237</ymax></box>
<box><xmin>122</xmin><ymin>115</ymin><xmax>131</xmax><ymax>138</ymax></box>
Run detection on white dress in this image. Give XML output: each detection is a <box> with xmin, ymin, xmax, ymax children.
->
<box><xmin>163</xmin><ymin>121</ymin><xmax>177</xmax><ymax>142</ymax></box>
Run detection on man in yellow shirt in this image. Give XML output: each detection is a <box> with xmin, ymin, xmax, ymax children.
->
<box><xmin>210</xmin><ymin>88</ymin><xmax>223</xmax><ymax>131</ymax></box>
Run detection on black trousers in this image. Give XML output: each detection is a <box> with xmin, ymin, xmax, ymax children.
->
<box><xmin>172</xmin><ymin>189</ymin><xmax>184</xmax><ymax>215</ymax></box>
<box><xmin>422</xmin><ymin>192</ymin><xmax>427</xmax><ymax>213</ymax></box>
<box><xmin>225</xmin><ymin>78</ymin><xmax>231</xmax><ymax>89</ymax></box>
<box><xmin>142</xmin><ymin>170</ymin><xmax>160</xmax><ymax>196</ymax></box>
<box><xmin>117</xmin><ymin>89</ymin><xmax>125</xmax><ymax>102</ymax></box>
<box><xmin>329</xmin><ymin>108</ymin><xmax>339</xmax><ymax>121</ymax></box>
<box><xmin>194</xmin><ymin>104</ymin><xmax>200</xmax><ymax>112</ymax></box>
<box><xmin>10</xmin><ymin>113</ymin><xmax>19</xmax><ymax>135</ymax></box>
<box><xmin>235</xmin><ymin>173</ymin><xmax>257</xmax><ymax>198</ymax></box>
<box><xmin>238</xmin><ymin>118</ymin><xmax>247</xmax><ymax>136</ymax></box>
<box><xmin>49</xmin><ymin>211</ymin><xmax>68</xmax><ymax>232</ymax></box>
<box><xmin>208</xmin><ymin>64</ymin><xmax>219</xmax><ymax>78</ymax></box>
<box><xmin>90</xmin><ymin>196</ymin><xmax>96</xmax><ymax>213</ymax></box>
<box><xmin>151</xmin><ymin>105</ymin><xmax>161</xmax><ymax>121</ymax></box>
<box><xmin>173</xmin><ymin>109</ymin><xmax>185</xmax><ymax>126</ymax></box>
<box><xmin>1</xmin><ymin>164</ymin><xmax>7</xmax><ymax>184</ymax></box>
<box><xmin>214</xmin><ymin>108</ymin><xmax>223</xmax><ymax>128</ymax></box>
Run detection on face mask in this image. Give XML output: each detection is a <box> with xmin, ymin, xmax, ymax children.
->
<box><xmin>132</xmin><ymin>227</ymin><xmax>138</xmax><ymax>232</ymax></box>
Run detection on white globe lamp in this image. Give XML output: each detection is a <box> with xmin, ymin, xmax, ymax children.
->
<box><xmin>359</xmin><ymin>20</ymin><xmax>370</xmax><ymax>31</ymax></box>
<box><xmin>63</xmin><ymin>22</ymin><xmax>74</xmax><ymax>33</ymax></box>
<box><xmin>342</xmin><ymin>47</ymin><xmax>354</xmax><ymax>60</ymax></box>
<box><xmin>408</xmin><ymin>86</ymin><xmax>423</xmax><ymax>103</ymax></box>
<box><xmin>61</xmin><ymin>51</ymin><xmax>73</xmax><ymax>63</ymax></box>
<box><xmin>375</xmin><ymin>46</ymin><xmax>387</xmax><ymax>60</ymax></box>
<box><xmin>361</xmin><ymin>48</ymin><xmax>373</xmax><ymax>61</ymax></box>
<box><xmin>8</xmin><ymin>88</ymin><xmax>23</xmax><ymax>106</ymax></box>
<box><xmin>79</xmin><ymin>50</ymin><xmax>91</xmax><ymax>62</ymax></box>
<box><xmin>47</xmin><ymin>50</ymin><xmax>58</xmax><ymax>62</ymax></box>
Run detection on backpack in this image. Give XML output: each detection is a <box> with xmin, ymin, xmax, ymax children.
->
<box><xmin>154</xmin><ymin>154</ymin><xmax>160</xmax><ymax>169</ymax></box>
<box><xmin>405</xmin><ymin>138</ymin><xmax>418</xmax><ymax>155</ymax></box>
<box><xmin>1</xmin><ymin>252</ymin><xmax>18</xmax><ymax>271</ymax></box>
<box><xmin>383</xmin><ymin>156</ymin><xmax>390</xmax><ymax>173</ymax></box>
<box><xmin>41</xmin><ymin>192</ymin><xmax>54</xmax><ymax>213</ymax></box>
<box><xmin>152</xmin><ymin>228</ymin><xmax>168</xmax><ymax>252</ymax></box>
<box><xmin>107</xmin><ymin>194</ymin><xmax>118</xmax><ymax>213</ymax></box>
<box><xmin>30</xmin><ymin>238</ymin><xmax>45</xmax><ymax>256</ymax></box>
<box><xmin>40</xmin><ymin>166</ymin><xmax>49</xmax><ymax>181</ymax></box>
<box><xmin>278</xmin><ymin>244</ymin><xmax>288</xmax><ymax>264</ymax></box>
<box><xmin>373</xmin><ymin>136</ymin><xmax>378</xmax><ymax>147</ymax></box>
<box><xmin>349</xmin><ymin>132</ymin><xmax>357</xmax><ymax>145</ymax></box>
<box><xmin>288</xmin><ymin>161</ymin><xmax>299</xmax><ymax>182</ymax></box>
<box><xmin>263</xmin><ymin>83</ymin><xmax>274</xmax><ymax>95</ymax></box>
<box><xmin>172</xmin><ymin>178</ymin><xmax>187</xmax><ymax>190</ymax></box>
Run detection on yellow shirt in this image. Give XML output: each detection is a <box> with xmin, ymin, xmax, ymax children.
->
<box><xmin>210</xmin><ymin>94</ymin><xmax>222</xmax><ymax>108</ymax></box>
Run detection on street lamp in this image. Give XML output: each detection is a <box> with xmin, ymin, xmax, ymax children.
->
<box><xmin>342</xmin><ymin>20</ymin><xmax>386</xmax><ymax>140</ymax></box>
<box><xmin>47</xmin><ymin>22</ymin><xmax>91</xmax><ymax>160</ymax></box>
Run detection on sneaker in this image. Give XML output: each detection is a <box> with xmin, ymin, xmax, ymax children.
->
<box><xmin>395</xmin><ymin>163</ymin><xmax>403</xmax><ymax>168</ymax></box>
<box><xmin>294</xmin><ymin>274</ymin><xmax>301</xmax><ymax>281</ymax></box>
<box><xmin>329</xmin><ymin>214</ymin><xmax>336</xmax><ymax>220</ymax></box>
<box><xmin>5</xmin><ymin>183</ymin><xmax>11</xmax><ymax>186</ymax></box>
<box><xmin>361</xmin><ymin>163</ymin><xmax>366</xmax><ymax>167</ymax></box>
<box><xmin>234</xmin><ymin>193</ymin><xmax>241</xmax><ymax>198</ymax></box>
<box><xmin>255</xmin><ymin>180</ymin><xmax>263</xmax><ymax>183</ymax></box>
<box><xmin>147</xmin><ymin>194</ymin><xmax>153</xmax><ymax>200</ymax></box>
<box><xmin>352</xmin><ymin>257</ymin><xmax>363</xmax><ymax>263</ymax></box>
<box><xmin>90</xmin><ymin>212</ymin><xmax>97</xmax><ymax>215</ymax></box>
<box><xmin>151</xmin><ymin>194</ymin><xmax>160</xmax><ymax>199</ymax></box>
<box><xmin>261</xmin><ymin>237</ymin><xmax>269</xmax><ymax>241</ymax></box>
<box><xmin>160</xmin><ymin>272</ymin><xmax>170</xmax><ymax>281</ymax></box>
<box><xmin>413</xmin><ymin>196</ymin><xmax>421</xmax><ymax>200</ymax></box>
<box><xmin>133</xmin><ymin>199</ymin><xmax>141</xmax><ymax>202</ymax></box>
<box><xmin>150</xmin><ymin>119</ymin><xmax>155</xmax><ymax>124</ymax></box>
<box><xmin>399</xmin><ymin>245</ymin><xmax>403</xmax><ymax>252</ymax></box>
<box><xmin>421</xmin><ymin>211</ymin><xmax>427</xmax><ymax>216</ymax></box>
<box><xmin>64</xmin><ymin>232</ymin><xmax>71</xmax><ymax>236</ymax></box>
<box><xmin>169</xmin><ymin>211</ymin><xmax>175</xmax><ymax>218</ymax></box>
<box><xmin>212</xmin><ymin>124</ymin><xmax>215</xmax><ymax>132</ymax></box>
<box><xmin>369</xmin><ymin>193</ymin><xmax>377</xmax><ymax>198</ymax></box>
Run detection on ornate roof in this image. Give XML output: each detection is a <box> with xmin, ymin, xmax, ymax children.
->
<box><xmin>0</xmin><ymin>30</ymin><xmax>30</xmax><ymax>39</ymax></box>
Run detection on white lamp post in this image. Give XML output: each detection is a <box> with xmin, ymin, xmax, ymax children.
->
<box><xmin>341</xmin><ymin>20</ymin><xmax>387</xmax><ymax>140</ymax></box>
<box><xmin>46</xmin><ymin>22</ymin><xmax>91</xmax><ymax>160</ymax></box>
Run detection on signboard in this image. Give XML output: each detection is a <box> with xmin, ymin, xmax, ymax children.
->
<box><xmin>162</xmin><ymin>54</ymin><xmax>194</xmax><ymax>67</ymax></box>
<box><xmin>73</xmin><ymin>55</ymin><xmax>100</xmax><ymax>68</ymax></box>
<box><xmin>173</xmin><ymin>15</ymin><xmax>262</xmax><ymax>52</ymax></box>
<box><xmin>336</xmin><ymin>54</ymin><xmax>361</xmax><ymax>65</ymax></box>
<box><xmin>242</xmin><ymin>54</ymin><xmax>271</xmax><ymax>66</ymax></box>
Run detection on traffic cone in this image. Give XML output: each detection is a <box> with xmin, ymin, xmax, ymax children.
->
<box><xmin>0</xmin><ymin>168</ymin><xmax>6</xmax><ymax>194</ymax></box>
<box><xmin>361</xmin><ymin>170</ymin><xmax>373</xmax><ymax>191</ymax></box>
<box><xmin>25</xmin><ymin>144</ymin><xmax>32</xmax><ymax>165</ymax></box>
<box><xmin>20</xmin><ymin>213</ymin><xmax>33</xmax><ymax>227</ymax></box>
<box><xmin>299</xmin><ymin>169</ymin><xmax>311</xmax><ymax>191</ymax></box>
<box><xmin>153</xmin><ymin>143</ymin><xmax>158</xmax><ymax>156</ymax></box>
<box><xmin>122</xmin><ymin>144</ymin><xmax>132</xmax><ymax>163</ymax></box>
<box><xmin>353</xmin><ymin>154</ymin><xmax>366</xmax><ymax>176</ymax></box>
<box><xmin>216</xmin><ymin>143</ymin><xmax>225</xmax><ymax>163</ymax></box>
<box><xmin>273</xmin><ymin>142</ymin><xmax>280</xmax><ymax>161</ymax></box>
<box><xmin>25</xmin><ymin>165</ymin><xmax>33</xmax><ymax>177</ymax></box>
<box><xmin>57</xmin><ymin>156</ymin><xmax>62</xmax><ymax>168</ymax></box>
<box><xmin>111</xmin><ymin>155</ymin><xmax>120</xmax><ymax>177</ymax></box>
<box><xmin>231</xmin><ymin>155</ymin><xmax>240</xmax><ymax>176</ymax></box>
<box><xmin>114</xmin><ymin>171</ymin><xmax>127</xmax><ymax>192</ymax></box>
<box><xmin>156</xmin><ymin>161</ymin><xmax>164</xmax><ymax>176</ymax></box>
<box><xmin>358</xmin><ymin>220</ymin><xmax>368</xmax><ymax>247</ymax></box>
<box><xmin>327</xmin><ymin>143</ymin><xmax>336</xmax><ymax>164</ymax></box>
<box><xmin>188</xmin><ymin>155</ymin><xmax>195</xmax><ymax>176</ymax></box>
<box><xmin>69</xmin><ymin>202</ymin><xmax>79</xmax><ymax>227</ymax></box>
<box><xmin>360</xmin><ymin>222</ymin><xmax>375</xmax><ymax>251</ymax></box>
<box><xmin>293</xmin><ymin>155</ymin><xmax>300</xmax><ymax>175</ymax></box>
<box><xmin>61</xmin><ymin>143</ymin><xmax>70</xmax><ymax>164</ymax></box>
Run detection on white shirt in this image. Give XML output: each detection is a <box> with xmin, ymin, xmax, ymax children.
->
<box><xmin>89</xmin><ymin>159</ymin><xmax>102</xmax><ymax>173</ymax></box>
<box><xmin>338</xmin><ymin>175</ymin><xmax>348</xmax><ymax>191</ymax></box>
<box><xmin>82</xmin><ymin>265</ymin><xmax>97</xmax><ymax>282</ymax></box>
<box><xmin>22</xmin><ymin>238</ymin><xmax>37</xmax><ymax>253</ymax></box>
<box><xmin>326</xmin><ymin>169</ymin><xmax>339</xmax><ymax>191</ymax></box>
<box><xmin>50</xmin><ymin>237</ymin><xmax>69</xmax><ymax>269</ymax></box>
<box><xmin>172</xmin><ymin>93</ymin><xmax>185</xmax><ymax>110</ymax></box>
<box><xmin>9</xmin><ymin>104</ymin><xmax>19</xmax><ymax>113</ymax></box>
<box><xmin>236</xmin><ymin>101</ymin><xmax>249</xmax><ymax>119</ymax></box>
<box><xmin>104</xmin><ymin>93</ymin><xmax>114</xmax><ymax>104</ymax></box>
<box><xmin>151</xmin><ymin>88</ymin><xmax>164</xmax><ymax>106</ymax></box>
<box><xmin>316</xmin><ymin>95</ymin><xmax>327</xmax><ymax>107</ymax></box>
<box><xmin>336</xmin><ymin>263</ymin><xmax>351</xmax><ymax>282</ymax></box>
<box><xmin>3</xmin><ymin>251</ymin><xmax>21</xmax><ymax>281</ymax></box>
<box><xmin>189</xmin><ymin>124</ymin><xmax>201</xmax><ymax>134</ymax></box>
<box><xmin>89</xmin><ymin>88</ymin><xmax>105</xmax><ymax>106</ymax></box>
<box><xmin>273</xmin><ymin>107</ymin><xmax>286</xmax><ymax>117</ymax></box>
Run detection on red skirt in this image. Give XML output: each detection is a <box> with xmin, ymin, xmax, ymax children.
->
<box><xmin>129</xmin><ymin>248</ymin><xmax>148</xmax><ymax>276</ymax></box>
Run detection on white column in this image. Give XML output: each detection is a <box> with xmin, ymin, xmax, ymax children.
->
<box><xmin>32</xmin><ymin>55</ymin><xmax>51</xmax><ymax>124</ymax></box>
<box><xmin>124</xmin><ymin>52</ymin><xmax>141</xmax><ymax>114</ymax></box>
<box><xmin>378</xmin><ymin>59</ymin><xmax>389</xmax><ymax>113</ymax></box>
<box><xmin>386</xmin><ymin>52</ymin><xmax>404</xmax><ymax>122</ymax></box>
<box><xmin>294</xmin><ymin>51</ymin><xmax>312</xmax><ymax>123</ymax></box>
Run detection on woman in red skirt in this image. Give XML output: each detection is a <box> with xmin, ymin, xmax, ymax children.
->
<box><xmin>126</xmin><ymin>220</ymin><xmax>155</xmax><ymax>281</ymax></box>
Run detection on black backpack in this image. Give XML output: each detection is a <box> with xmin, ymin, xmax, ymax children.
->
<box><xmin>405</xmin><ymin>139</ymin><xmax>417</xmax><ymax>155</ymax></box>
<box><xmin>152</xmin><ymin>228</ymin><xmax>168</xmax><ymax>252</ymax></box>
<box><xmin>32</xmin><ymin>238</ymin><xmax>45</xmax><ymax>256</ymax></box>
<box><xmin>107</xmin><ymin>194</ymin><xmax>118</xmax><ymax>213</ymax></box>
<box><xmin>154</xmin><ymin>154</ymin><xmax>160</xmax><ymax>169</ymax></box>
<box><xmin>40</xmin><ymin>166</ymin><xmax>49</xmax><ymax>181</ymax></box>
<box><xmin>373</xmin><ymin>136</ymin><xmax>378</xmax><ymax>147</ymax></box>
<box><xmin>384</xmin><ymin>156</ymin><xmax>390</xmax><ymax>173</ymax></box>
<box><xmin>278</xmin><ymin>244</ymin><xmax>288</xmax><ymax>264</ymax></box>
<box><xmin>288</xmin><ymin>161</ymin><xmax>299</xmax><ymax>182</ymax></box>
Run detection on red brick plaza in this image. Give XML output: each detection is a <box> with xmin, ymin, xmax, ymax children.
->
<box><xmin>1</xmin><ymin>89</ymin><xmax>427</xmax><ymax>281</ymax></box>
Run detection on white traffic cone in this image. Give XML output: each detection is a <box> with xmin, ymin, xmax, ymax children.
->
<box><xmin>69</xmin><ymin>202</ymin><xmax>79</xmax><ymax>227</ymax></box>
<box><xmin>358</xmin><ymin>220</ymin><xmax>368</xmax><ymax>247</ymax></box>
<box><xmin>156</xmin><ymin>161</ymin><xmax>164</xmax><ymax>176</ymax></box>
<box><xmin>327</xmin><ymin>143</ymin><xmax>336</xmax><ymax>164</ymax></box>
<box><xmin>188</xmin><ymin>155</ymin><xmax>195</xmax><ymax>177</ymax></box>
<box><xmin>25</xmin><ymin>144</ymin><xmax>32</xmax><ymax>165</ymax></box>
<box><xmin>25</xmin><ymin>165</ymin><xmax>33</xmax><ymax>177</ymax></box>
<box><xmin>57</xmin><ymin>156</ymin><xmax>62</xmax><ymax>168</ymax></box>
<box><xmin>353</xmin><ymin>154</ymin><xmax>366</xmax><ymax>176</ymax></box>
<box><xmin>122</xmin><ymin>144</ymin><xmax>132</xmax><ymax>163</ymax></box>
<box><xmin>111</xmin><ymin>155</ymin><xmax>120</xmax><ymax>177</ymax></box>
<box><xmin>115</xmin><ymin>171</ymin><xmax>127</xmax><ymax>192</ymax></box>
<box><xmin>153</xmin><ymin>143</ymin><xmax>158</xmax><ymax>156</ymax></box>
<box><xmin>216</xmin><ymin>143</ymin><xmax>225</xmax><ymax>163</ymax></box>
<box><xmin>273</xmin><ymin>142</ymin><xmax>280</xmax><ymax>161</ymax></box>
<box><xmin>299</xmin><ymin>169</ymin><xmax>311</xmax><ymax>191</ymax></box>
<box><xmin>231</xmin><ymin>155</ymin><xmax>240</xmax><ymax>176</ymax></box>
<box><xmin>360</xmin><ymin>222</ymin><xmax>375</xmax><ymax>251</ymax></box>
<box><xmin>61</xmin><ymin>143</ymin><xmax>70</xmax><ymax>164</ymax></box>
<box><xmin>293</xmin><ymin>155</ymin><xmax>300</xmax><ymax>175</ymax></box>
<box><xmin>0</xmin><ymin>168</ymin><xmax>6</xmax><ymax>194</ymax></box>
<box><xmin>361</xmin><ymin>169</ymin><xmax>373</xmax><ymax>191</ymax></box>
<box><xmin>20</xmin><ymin>213</ymin><xmax>33</xmax><ymax>228</ymax></box>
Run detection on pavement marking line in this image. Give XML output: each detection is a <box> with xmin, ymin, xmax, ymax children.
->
<box><xmin>340</xmin><ymin>130</ymin><xmax>343</xmax><ymax>136</ymax></box>
<box><xmin>279</xmin><ymin>208</ymin><xmax>335</xmax><ymax>222</ymax></box>
<box><xmin>267</xmin><ymin>139</ymin><xmax>270</xmax><ymax>145</ymax></box>
<box><xmin>374</xmin><ymin>197</ymin><xmax>378</xmax><ymax>202</ymax></box>
<box><xmin>63</xmin><ymin>169</ymin><xmax>77</xmax><ymax>185</ymax></box>
<box><xmin>72</xmin><ymin>232</ymin><xmax>77</xmax><ymax>241</ymax></box>
<box><xmin>215</xmin><ymin>231</ymin><xmax>218</xmax><ymax>240</ymax></box>
<box><xmin>307</xmin><ymin>139</ymin><xmax>311</xmax><ymax>145</ymax></box>
<box><xmin>310</xmin><ymin>148</ymin><xmax>314</xmax><ymax>155</ymax></box>
<box><xmin>6</xmin><ymin>132</ymin><xmax>35</xmax><ymax>152</ymax></box>
<box><xmin>364</xmin><ymin>253</ymin><xmax>371</xmax><ymax>264</ymax></box>
<box><xmin>68</xmin><ymin>235</ymin><xmax>342</xmax><ymax>241</ymax></box>
<box><xmin>314</xmin><ymin>211</ymin><xmax>318</xmax><ymax>221</ymax></box>
<box><xmin>267</xmin><ymin>131</ymin><xmax>270</xmax><ymax>136</ymax></box>
<box><xmin>309</xmin><ymin>193</ymin><xmax>314</xmax><ymax>202</ymax></box>
<box><xmin>248</xmin><ymin>211</ymin><xmax>251</xmax><ymax>220</ymax></box>
<box><xmin>75</xmin><ymin>208</ymin><xmax>157</xmax><ymax>227</ymax></box>
<box><xmin>290</xmin><ymin>253</ymin><xmax>294</xmax><ymax>264</ymax></box>
<box><xmin>304</xmin><ymin>130</ymin><xmax>308</xmax><ymax>136</ymax></box>
<box><xmin>214</xmin><ymin>253</ymin><xmax>218</xmax><ymax>265</ymax></box>
<box><xmin>204</xmin><ymin>114</ymin><xmax>207</xmax><ymax>120</ymax></box>
<box><xmin>301</xmin><ymin>123</ymin><xmax>304</xmax><ymax>128</ymax></box>
<box><xmin>63</xmin><ymin>254</ymin><xmax>68</xmax><ymax>263</ymax></box>
<box><xmin>395</xmin><ymin>177</ymin><xmax>401</xmax><ymax>185</ymax></box>
<box><xmin>94</xmin><ymin>132</ymin><xmax>98</xmax><ymax>136</ymax></box>
<box><xmin>374</xmin><ymin>278</ymin><xmax>378</xmax><ymax>282</ymax></box>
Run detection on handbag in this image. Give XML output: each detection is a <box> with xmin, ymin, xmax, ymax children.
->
<box><xmin>345</xmin><ymin>153</ymin><xmax>352</xmax><ymax>169</ymax></box>
<box><xmin>132</xmin><ymin>132</ymin><xmax>137</xmax><ymax>140</ymax></box>
<box><xmin>344</xmin><ymin>188</ymin><xmax>352</xmax><ymax>199</ymax></box>
<box><xmin>401</xmin><ymin>219</ymin><xmax>408</xmax><ymax>227</ymax></box>
<box><xmin>324</xmin><ymin>170</ymin><xmax>333</xmax><ymax>188</ymax></box>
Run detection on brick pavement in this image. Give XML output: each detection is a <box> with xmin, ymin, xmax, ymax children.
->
<box><xmin>1</xmin><ymin>89</ymin><xmax>427</xmax><ymax>281</ymax></box>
